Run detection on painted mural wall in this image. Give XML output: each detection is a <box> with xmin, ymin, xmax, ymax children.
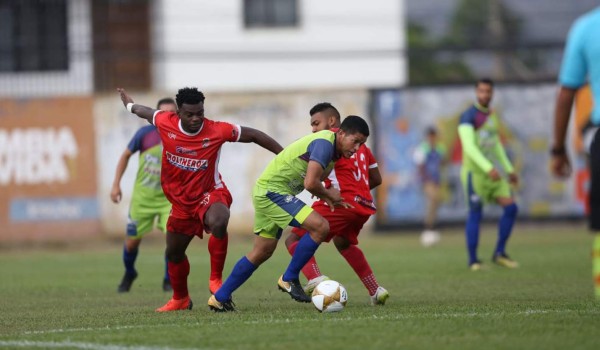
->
<box><xmin>373</xmin><ymin>84</ymin><xmax>584</xmax><ymax>227</ymax></box>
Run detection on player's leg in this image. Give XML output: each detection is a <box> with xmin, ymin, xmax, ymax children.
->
<box><xmin>203</xmin><ymin>201</ymin><xmax>230</xmax><ymax>294</ymax></box>
<box><xmin>156</xmin><ymin>207</ymin><xmax>200</xmax><ymax>312</ymax></box>
<box><xmin>588</xmin><ymin>129</ymin><xmax>600</xmax><ymax>298</ymax></box>
<box><xmin>287</xmin><ymin>228</ymin><xmax>329</xmax><ymax>293</ymax></box>
<box><xmin>210</xmin><ymin>210</ymin><xmax>280</xmax><ymax>311</ymax></box>
<box><xmin>463</xmin><ymin>171</ymin><xmax>484</xmax><ymax>270</ymax></box>
<box><xmin>156</xmin><ymin>230</ymin><xmax>194</xmax><ymax>311</ymax></box>
<box><xmin>157</xmin><ymin>205</ymin><xmax>172</xmax><ymax>292</ymax></box>
<box><xmin>117</xmin><ymin>207</ymin><xmax>152</xmax><ymax>293</ymax></box>
<box><xmin>421</xmin><ymin>181</ymin><xmax>441</xmax><ymax>247</ymax></box>
<box><xmin>492</xmin><ymin>189</ymin><xmax>519</xmax><ymax>268</ymax></box>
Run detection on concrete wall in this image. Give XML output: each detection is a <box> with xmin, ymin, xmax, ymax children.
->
<box><xmin>96</xmin><ymin>89</ymin><xmax>370</xmax><ymax>236</ymax></box>
<box><xmin>152</xmin><ymin>0</ymin><xmax>405</xmax><ymax>92</ymax></box>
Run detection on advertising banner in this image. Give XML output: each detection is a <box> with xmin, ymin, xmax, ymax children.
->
<box><xmin>0</xmin><ymin>97</ymin><xmax>99</xmax><ymax>243</ymax></box>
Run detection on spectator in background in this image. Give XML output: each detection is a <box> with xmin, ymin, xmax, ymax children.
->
<box><xmin>413</xmin><ymin>126</ymin><xmax>447</xmax><ymax>247</ymax></box>
<box><xmin>551</xmin><ymin>6</ymin><xmax>600</xmax><ymax>299</ymax></box>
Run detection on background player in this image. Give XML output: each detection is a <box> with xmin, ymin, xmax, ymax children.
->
<box><xmin>112</xmin><ymin>98</ymin><xmax>177</xmax><ymax>293</ymax></box>
<box><xmin>551</xmin><ymin>6</ymin><xmax>600</xmax><ymax>298</ymax></box>
<box><xmin>284</xmin><ymin>103</ymin><xmax>389</xmax><ymax>305</ymax></box>
<box><xmin>118</xmin><ymin>87</ymin><xmax>283</xmax><ymax>312</ymax></box>
<box><xmin>413</xmin><ymin>126</ymin><xmax>447</xmax><ymax>247</ymax></box>
<box><xmin>458</xmin><ymin>78</ymin><xmax>519</xmax><ymax>271</ymax></box>
<box><xmin>208</xmin><ymin>116</ymin><xmax>370</xmax><ymax>312</ymax></box>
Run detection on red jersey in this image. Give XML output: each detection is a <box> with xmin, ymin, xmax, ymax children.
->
<box><xmin>153</xmin><ymin>111</ymin><xmax>240</xmax><ymax>209</ymax></box>
<box><xmin>319</xmin><ymin>143</ymin><xmax>378</xmax><ymax>216</ymax></box>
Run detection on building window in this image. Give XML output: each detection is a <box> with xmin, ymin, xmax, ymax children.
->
<box><xmin>244</xmin><ymin>0</ymin><xmax>298</xmax><ymax>28</ymax></box>
<box><xmin>0</xmin><ymin>0</ymin><xmax>69</xmax><ymax>72</ymax></box>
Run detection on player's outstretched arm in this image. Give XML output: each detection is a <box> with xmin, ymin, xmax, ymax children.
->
<box><xmin>117</xmin><ymin>88</ymin><xmax>157</xmax><ymax>124</ymax></box>
<box><xmin>238</xmin><ymin>126</ymin><xmax>283</xmax><ymax>154</ymax></box>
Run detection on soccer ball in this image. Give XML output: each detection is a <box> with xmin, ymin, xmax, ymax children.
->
<box><xmin>311</xmin><ymin>280</ymin><xmax>348</xmax><ymax>313</ymax></box>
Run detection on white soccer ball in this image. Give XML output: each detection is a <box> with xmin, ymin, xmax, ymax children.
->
<box><xmin>311</xmin><ymin>280</ymin><xmax>348</xmax><ymax>313</ymax></box>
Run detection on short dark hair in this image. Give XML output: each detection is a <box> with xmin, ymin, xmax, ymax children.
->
<box><xmin>340</xmin><ymin>115</ymin><xmax>369</xmax><ymax>137</ymax></box>
<box><xmin>175</xmin><ymin>87</ymin><xmax>205</xmax><ymax>108</ymax></box>
<box><xmin>156</xmin><ymin>97</ymin><xmax>176</xmax><ymax>109</ymax></box>
<box><xmin>476</xmin><ymin>78</ymin><xmax>494</xmax><ymax>88</ymax></box>
<box><xmin>309</xmin><ymin>102</ymin><xmax>340</xmax><ymax>120</ymax></box>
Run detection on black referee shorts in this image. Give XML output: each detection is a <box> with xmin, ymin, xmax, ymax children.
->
<box><xmin>590</xmin><ymin>127</ymin><xmax>600</xmax><ymax>231</ymax></box>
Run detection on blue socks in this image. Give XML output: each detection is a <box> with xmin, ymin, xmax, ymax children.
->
<box><xmin>466</xmin><ymin>209</ymin><xmax>482</xmax><ymax>265</ymax></box>
<box><xmin>283</xmin><ymin>233</ymin><xmax>320</xmax><ymax>281</ymax></box>
<box><xmin>215</xmin><ymin>256</ymin><xmax>256</xmax><ymax>302</ymax></box>
<box><xmin>495</xmin><ymin>203</ymin><xmax>518</xmax><ymax>255</ymax></box>
<box><xmin>123</xmin><ymin>246</ymin><xmax>138</xmax><ymax>276</ymax></box>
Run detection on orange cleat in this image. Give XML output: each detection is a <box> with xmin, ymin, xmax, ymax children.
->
<box><xmin>155</xmin><ymin>296</ymin><xmax>193</xmax><ymax>312</ymax></box>
<box><xmin>209</xmin><ymin>278</ymin><xmax>223</xmax><ymax>295</ymax></box>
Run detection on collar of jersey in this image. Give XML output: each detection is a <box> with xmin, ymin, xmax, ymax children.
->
<box><xmin>474</xmin><ymin>102</ymin><xmax>490</xmax><ymax>113</ymax></box>
<box><xmin>178</xmin><ymin>119</ymin><xmax>203</xmax><ymax>136</ymax></box>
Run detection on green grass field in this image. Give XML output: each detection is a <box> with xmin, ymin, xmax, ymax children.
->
<box><xmin>1</xmin><ymin>224</ymin><xmax>599</xmax><ymax>350</ymax></box>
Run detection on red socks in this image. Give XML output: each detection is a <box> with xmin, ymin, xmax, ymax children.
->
<box><xmin>340</xmin><ymin>245</ymin><xmax>378</xmax><ymax>296</ymax></box>
<box><xmin>167</xmin><ymin>258</ymin><xmax>190</xmax><ymax>300</ymax></box>
<box><xmin>208</xmin><ymin>234</ymin><xmax>228</xmax><ymax>281</ymax></box>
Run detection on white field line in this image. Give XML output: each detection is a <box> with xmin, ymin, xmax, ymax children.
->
<box><xmin>15</xmin><ymin>308</ymin><xmax>599</xmax><ymax>337</ymax></box>
<box><xmin>0</xmin><ymin>340</ymin><xmax>201</xmax><ymax>350</ymax></box>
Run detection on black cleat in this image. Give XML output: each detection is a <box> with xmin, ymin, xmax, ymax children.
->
<box><xmin>208</xmin><ymin>295</ymin><xmax>236</xmax><ymax>312</ymax></box>
<box><xmin>117</xmin><ymin>272</ymin><xmax>138</xmax><ymax>293</ymax></box>
<box><xmin>277</xmin><ymin>275</ymin><xmax>311</xmax><ymax>303</ymax></box>
<box><xmin>162</xmin><ymin>279</ymin><xmax>172</xmax><ymax>292</ymax></box>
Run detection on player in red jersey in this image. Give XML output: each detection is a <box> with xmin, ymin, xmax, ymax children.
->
<box><xmin>118</xmin><ymin>87</ymin><xmax>283</xmax><ymax>312</ymax></box>
<box><xmin>284</xmin><ymin>103</ymin><xmax>389</xmax><ymax>305</ymax></box>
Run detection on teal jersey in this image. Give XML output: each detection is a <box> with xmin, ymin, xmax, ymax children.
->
<box><xmin>127</xmin><ymin>125</ymin><xmax>170</xmax><ymax>207</ymax></box>
<box><xmin>256</xmin><ymin>130</ymin><xmax>337</xmax><ymax>195</ymax></box>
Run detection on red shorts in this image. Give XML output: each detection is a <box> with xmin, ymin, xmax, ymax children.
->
<box><xmin>291</xmin><ymin>202</ymin><xmax>370</xmax><ymax>245</ymax></box>
<box><xmin>167</xmin><ymin>187</ymin><xmax>233</xmax><ymax>238</ymax></box>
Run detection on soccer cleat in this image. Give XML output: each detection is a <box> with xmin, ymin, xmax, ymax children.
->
<box><xmin>278</xmin><ymin>275</ymin><xmax>311</xmax><ymax>303</ymax></box>
<box><xmin>209</xmin><ymin>278</ymin><xmax>222</xmax><ymax>295</ymax></box>
<box><xmin>155</xmin><ymin>296</ymin><xmax>193</xmax><ymax>312</ymax></box>
<box><xmin>117</xmin><ymin>272</ymin><xmax>138</xmax><ymax>293</ymax></box>
<box><xmin>370</xmin><ymin>286</ymin><xmax>389</xmax><ymax>306</ymax></box>
<box><xmin>207</xmin><ymin>295</ymin><xmax>236</xmax><ymax>312</ymax></box>
<box><xmin>304</xmin><ymin>275</ymin><xmax>330</xmax><ymax>294</ymax></box>
<box><xmin>162</xmin><ymin>279</ymin><xmax>172</xmax><ymax>292</ymax></box>
<box><xmin>492</xmin><ymin>253</ymin><xmax>519</xmax><ymax>268</ymax></box>
<box><xmin>469</xmin><ymin>260</ymin><xmax>483</xmax><ymax>271</ymax></box>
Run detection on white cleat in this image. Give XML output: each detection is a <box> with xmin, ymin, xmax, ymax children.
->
<box><xmin>370</xmin><ymin>286</ymin><xmax>389</xmax><ymax>306</ymax></box>
<box><xmin>303</xmin><ymin>275</ymin><xmax>330</xmax><ymax>294</ymax></box>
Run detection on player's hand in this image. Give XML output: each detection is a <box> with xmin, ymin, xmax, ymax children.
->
<box><xmin>488</xmin><ymin>168</ymin><xmax>501</xmax><ymax>181</ymax></box>
<box><xmin>117</xmin><ymin>88</ymin><xmax>134</xmax><ymax>107</ymax></box>
<box><xmin>110</xmin><ymin>185</ymin><xmax>122</xmax><ymax>203</ymax></box>
<box><xmin>551</xmin><ymin>153</ymin><xmax>572</xmax><ymax>178</ymax></box>
<box><xmin>508</xmin><ymin>173</ymin><xmax>518</xmax><ymax>185</ymax></box>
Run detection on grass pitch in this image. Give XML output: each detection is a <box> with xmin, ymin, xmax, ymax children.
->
<box><xmin>1</xmin><ymin>224</ymin><xmax>599</xmax><ymax>349</ymax></box>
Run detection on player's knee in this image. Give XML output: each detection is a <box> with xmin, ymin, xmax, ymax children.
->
<box><xmin>285</xmin><ymin>233</ymin><xmax>299</xmax><ymax>247</ymax></box>
<box><xmin>333</xmin><ymin>236</ymin><xmax>350</xmax><ymax>252</ymax></box>
<box><xmin>504</xmin><ymin>203</ymin><xmax>518</xmax><ymax>217</ymax></box>
<box><xmin>207</xmin><ymin>213</ymin><xmax>230</xmax><ymax>238</ymax></box>
<box><xmin>311</xmin><ymin>218</ymin><xmax>329</xmax><ymax>241</ymax></box>
<box><xmin>468</xmin><ymin>207</ymin><xmax>482</xmax><ymax>222</ymax></box>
